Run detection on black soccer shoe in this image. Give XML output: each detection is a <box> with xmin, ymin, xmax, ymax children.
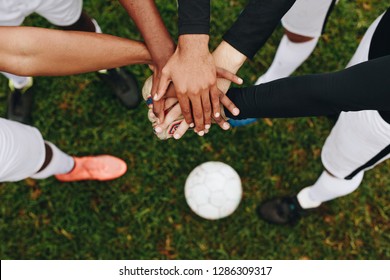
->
<box><xmin>97</xmin><ymin>68</ymin><xmax>141</xmax><ymax>109</ymax></box>
<box><xmin>257</xmin><ymin>196</ymin><xmax>305</xmax><ymax>225</ymax></box>
<box><xmin>7</xmin><ymin>78</ymin><xmax>34</xmax><ymax>125</ymax></box>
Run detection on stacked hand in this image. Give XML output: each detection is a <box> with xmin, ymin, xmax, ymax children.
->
<box><xmin>143</xmin><ymin>66</ymin><xmax>243</xmax><ymax>140</ymax></box>
<box><xmin>151</xmin><ymin>35</ymin><xmax>243</xmax><ymax>137</ymax></box>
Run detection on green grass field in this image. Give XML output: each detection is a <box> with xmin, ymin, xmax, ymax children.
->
<box><xmin>0</xmin><ymin>0</ymin><xmax>389</xmax><ymax>260</ymax></box>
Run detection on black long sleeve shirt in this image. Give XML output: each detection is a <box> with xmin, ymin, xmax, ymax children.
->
<box><xmin>223</xmin><ymin>0</ymin><xmax>296</xmax><ymax>59</ymax></box>
<box><xmin>225</xmin><ymin>55</ymin><xmax>390</xmax><ymax>120</ymax></box>
<box><xmin>178</xmin><ymin>0</ymin><xmax>296</xmax><ymax>58</ymax></box>
<box><xmin>178</xmin><ymin>0</ymin><xmax>210</xmax><ymax>35</ymax></box>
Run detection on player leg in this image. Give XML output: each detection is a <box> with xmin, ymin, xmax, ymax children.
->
<box><xmin>0</xmin><ymin>118</ymin><xmax>127</xmax><ymax>182</ymax></box>
<box><xmin>258</xmin><ymin>110</ymin><xmax>390</xmax><ymax>225</ymax></box>
<box><xmin>256</xmin><ymin>0</ymin><xmax>337</xmax><ymax>85</ymax></box>
<box><xmin>257</xmin><ymin>9</ymin><xmax>390</xmax><ymax>225</ymax></box>
<box><xmin>0</xmin><ymin>1</ymin><xmax>36</xmax><ymax>124</ymax></box>
<box><xmin>228</xmin><ymin>0</ymin><xmax>336</xmax><ymax>127</ymax></box>
<box><xmin>35</xmin><ymin>0</ymin><xmax>141</xmax><ymax>109</ymax></box>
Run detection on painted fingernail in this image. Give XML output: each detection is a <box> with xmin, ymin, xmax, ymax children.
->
<box><xmin>198</xmin><ymin>131</ymin><xmax>205</xmax><ymax>136</ymax></box>
<box><xmin>205</xmin><ymin>124</ymin><xmax>211</xmax><ymax>129</ymax></box>
<box><xmin>223</xmin><ymin>122</ymin><xmax>230</xmax><ymax>130</ymax></box>
<box><xmin>189</xmin><ymin>123</ymin><xmax>195</xmax><ymax>128</ymax></box>
<box><xmin>174</xmin><ymin>133</ymin><xmax>181</xmax><ymax>139</ymax></box>
<box><xmin>153</xmin><ymin>94</ymin><xmax>159</xmax><ymax>100</ymax></box>
<box><xmin>233</xmin><ymin>108</ymin><xmax>240</xmax><ymax>116</ymax></box>
<box><xmin>215</xmin><ymin>112</ymin><xmax>220</xmax><ymax>118</ymax></box>
<box><xmin>238</xmin><ymin>78</ymin><xmax>243</xmax><ymax>84</ymax></box>
<box><xmin>155</xmin><ymin>127</ymin><xmax>162</xmax><ymax>133</ymax></box>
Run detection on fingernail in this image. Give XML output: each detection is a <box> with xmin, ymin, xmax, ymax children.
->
<box><xmin>233</xmin><ymin>108</ymin><xmax>240</xmax><ymax>116</ymax></box>
<box><xmin>198</xmin><ymin>131</ymin><xmax>205</xmax><ymax>136</ymax></box>
<box><xmin>215</xmin><ymin>112</ymin><xmax>220</xmax><ymax>118</ymax></box>
<box><xmin>174</xmin><ymin>133</ymin><xmax>181</xmax><ymax>139</ymax></box>
<box><xmin>189</xmin><ymin>123</ymin><xmax>195</xmax><ymax>128</ymax></box>
<box><xmin>205</xmin><ymin>124</ymin><xmax>211</xmax><ymax>129</ymax></box>
<box><xmin>155</xmin><ymin>127</ymin><xmax>162</xmax><ymax>133</ymax></box>
<box><xmin>238</xmin><ymin>78</ymin><xmax>243</xmax><ymax>84</ymax></box>
<box><xmin>223</xmin><ymin>122</ymin><xmax>230</xmax><ymax>130</ymax></box>
<box><xmin>153</xmin><ymin>94</ymin><xmax>159</xmax><ymax>100</ymax></box>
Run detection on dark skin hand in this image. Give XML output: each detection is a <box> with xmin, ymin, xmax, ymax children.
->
<box><xmin>119</xmin><ymin>0</ymin><xmax>175</xmax><ymax>121</ymax></box>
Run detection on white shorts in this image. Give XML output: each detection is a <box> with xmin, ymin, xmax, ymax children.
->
<box><xmin>321</xmin><ymin>12</ymin><xmax>388</xmax><ymax>180</ymax></box>
<box><xmin>0</xmin><ymin>0</ymin><xmax>82</xmax><ymax>26</ymax></box>
<box><xmin>281</xmin><ymin>0</ymin><xmax>336</xmax><ymax>38</ymax></box>
<box><xmin>0</xmin><ymin>118</ymin><xmax>45</xmax><ymax>182</ymax></box>
<box><xmin>322</xmin><ymin>111</ymin><xmax>390</xmax><ymax>179</ymax></box>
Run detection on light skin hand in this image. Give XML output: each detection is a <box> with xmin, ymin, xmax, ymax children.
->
<box><xmin>213</xmin><ymin>41</ymin><xmax>247</xmax><ymax>93</ymax></box>
<box><xmin>155</xmin><ymin>35</ymin><xmax>240</xmax><ymax>135</ymax></box>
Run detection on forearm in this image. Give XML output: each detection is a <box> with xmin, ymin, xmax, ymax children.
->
<box><xmin>224</xmin><ymin>0</ymin><xmax>296</xmax><ymax>59</ymax></box>
<box><xmin>119</xmin><ymin>0</ymin><xmax>175</xmax><ymax>67</ymax></box>
<box><xmin>0</xmin><ymin>27</ymin><xmax>151</xmax><ymax>76</ymax></box>
<box><xmin>225</xmin><ymin>56</ymin><xmax>390</xmax><ymax>118</ymax></box>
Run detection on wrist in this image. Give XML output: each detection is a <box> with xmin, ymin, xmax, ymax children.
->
<box><xmin>149</xmin><ymin>41</ymin><xmax>176</xmax><ymax>69</ymax></box>
<box><xmin>157</xmin><ymin>40</ymin><xmax>175</xmax><ymax>63</ymax></box>
<box><xmin>213</xmin><ymin>41</ymin><xmax>246</xmax><ymax>73</ymax></box>
<box><xmin>178</xmin><ymin>34</ymin><xmax>209</xmax><ymax>54</ymax></box>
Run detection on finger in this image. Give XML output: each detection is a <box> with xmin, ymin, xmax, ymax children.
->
<box><xmin>213</xmin><ymin>112</ymin><xmax>231</xmax><ymax>131</ymax></box>
<box><xmin>201</xmin><ymin>91</ymin><xmax>212</xmax><ymax>130</ymax></box>
<box><xmin>153</xmin><ymin>99</ymin><xmax>165</xmax><ymax>124</ymax></box>
<box><xmin>151</xmin><ymin>75</ymin><xmax>163</xmax><ymax>120</ymax></box>
<box><xmin>155</xmin><ymin>69</ymin><xmax>171</xmax><ymax>101</ymax></box>
<box><xmin>173</xmin><ymin>120</ymin><xmax>190</xmax><ymax>140</ymax></box>
<box><xmin>220</xmin><ymin>94</ymin><xmax>240</xmax><ymax>116</ymax></box>
<box><xmin>148</xmin><ymin>109</ymin><xmax>158</xmax><ymax>124</ymax></box>
<box><xmin>216</xmin><ymin>67</ymin><xmax>243</xmax><ymax>85</ymax></box>
<box><xmin>142</xmin><ymin>76</ymin><xmax>154</xmax><ymax>108</ymax></box>
<box><xmin>177</xmin><ymin>94</ymin><xmax>194</xmax><ymax>127</ymax></box>
<box><xmin>164</xmin><ymin>97</ymin><xmax>179</xmax><ymax>109</ymax></box>
<box><xmin>190</xmin><ymin>94</ymin><xmax>205</xmax><ymax>134</ymax></box>
<box><xmin>154</xmin><ymin>102</ymin><xmax>181</xmax><ymax>134</ymax></box>
<box><xmin>210</xmin><ymin>85</ymin><xmax>222</xmax><ymax>118</ymax></box>
<box><xmin>166</xmin><ymin>83</ymin><xmax>177</xmax><ymax>99</ymax></box>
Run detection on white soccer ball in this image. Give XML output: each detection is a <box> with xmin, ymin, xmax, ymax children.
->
<box><xmin>184</xmin><ymin>161</ymin><xmax>242</xmax><ymax>220</ymax></box>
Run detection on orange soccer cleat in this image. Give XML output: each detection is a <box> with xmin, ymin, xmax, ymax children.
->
<box><xmin>55</xmin><ymin>155</ymin><xmax>127</xmax><ymax>182</ymax></box>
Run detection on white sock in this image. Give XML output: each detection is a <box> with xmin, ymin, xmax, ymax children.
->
<box><xmin>297</xmin><ymin>171</ymin><xmax>364</xmax><ymax>209</ymax></box>
<box><xmin>91</xmin><ymin>18</ymin><xmax>102</xmax><ymax>34</ymax></box>
<box><xmin>31</xmin><ymin>141</ymin><xmax>74</xmax><ymax>179</ymax></box>
<box><xmin>2</xmin><ymin>72</ymin><xmax>31</xmax><ymax>89</ymax></box>
<box><xmin>255</xmin><ymin>35</ymin><xmax>319</xmax><ymax>85</ymax></box>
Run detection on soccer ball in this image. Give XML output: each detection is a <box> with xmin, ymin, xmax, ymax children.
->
<box><xmin>184</xmin><ymin>161</ymin><xmax>242</xmax><ymax>220</ymax></box>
